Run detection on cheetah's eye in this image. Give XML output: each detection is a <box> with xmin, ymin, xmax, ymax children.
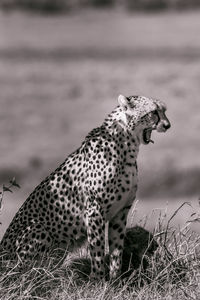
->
<box><xmin>152</xmin><ymin>110</ymin><xmax>160</xmax><ymax>124</ymax></box>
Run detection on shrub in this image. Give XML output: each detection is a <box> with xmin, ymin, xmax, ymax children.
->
<box><xmin>172</xmin><ymin>0</ymin><xmax>200</xmax><ymax>9</ymax></box>
<box><xmin>125</xmin><ymin>0</ymin><xmax>168</xmax><ymax>11</ymax></box>
<box><xmin>91</xmin><ymin>0</ymin><xmax>114</xmax><ymax>7</ymax></box>
<box><xmin>2</xmin><ymin>0</ymin><xmax>200</xmax><ymax>13</ymax></box>
<box><xmin>0</xmin><ymin>0</ymin><xmax>70</xmax><ymax>13</ymax></box>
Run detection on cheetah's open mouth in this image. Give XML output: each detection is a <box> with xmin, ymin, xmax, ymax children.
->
<box><xmin>143</xmin><ymin>128</ymin><xmax>154</xmax><ymax>144</ymax></box>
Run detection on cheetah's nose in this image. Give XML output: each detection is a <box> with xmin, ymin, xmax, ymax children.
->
<box><xmin>163</xmin><ymin>122</ymin><xmax>171</xmax><ymax>130</ymax></box>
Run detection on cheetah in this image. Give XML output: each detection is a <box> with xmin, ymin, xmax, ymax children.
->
<box><xmin>0</xmin><ymin>95</ymin><xmax>170</xmax><ymax>280</ymax></box>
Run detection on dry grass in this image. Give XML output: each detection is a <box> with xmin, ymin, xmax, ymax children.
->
<box><xmin>0</xmin><ymin>203</ymin><xmax>200</xmax><ymax>299</ymax></box>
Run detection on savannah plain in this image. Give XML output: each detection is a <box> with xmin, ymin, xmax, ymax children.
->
<box><xmin>0</xmin><ymin>8</ymin><xmax>200</xmax><ymax>299</ymax></box>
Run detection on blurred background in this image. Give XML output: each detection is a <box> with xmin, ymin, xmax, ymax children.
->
<box><xmin>0</xmin><ymin>0</ymin><xmax>200</xmax><ymax>238</ymax></box>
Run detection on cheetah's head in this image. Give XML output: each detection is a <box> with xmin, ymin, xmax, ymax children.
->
<box><xmin>118</xmin><ymin>94</ymin><xmax>171</xmax><ymax>145</ymax></box>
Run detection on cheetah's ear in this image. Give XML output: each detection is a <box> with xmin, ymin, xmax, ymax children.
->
<box><xmin>118</xmin><ymin>94</ymin><xmax>129</xmax><ymax>111</ymax></box>
<box><xmin>155</xmin><ymin>99</ymin><xmax>167</xmax><ymax>112</ymax></box>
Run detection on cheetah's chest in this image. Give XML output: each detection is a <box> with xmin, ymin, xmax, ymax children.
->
<box><xmin>106</xmin><ymin>161</ymin><xmax>138</xmax><ymax>221</ymax></box>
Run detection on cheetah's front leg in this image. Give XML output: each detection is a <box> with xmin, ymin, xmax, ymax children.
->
<box><xmin>108</xmin><ymin>206</ymin><xmax>130</xmax><ymax>280</ymax></box>
<box><xmin>87</xmin><ymin>200</ymin><xmax>106</xmax><ymax>280</ymax></box>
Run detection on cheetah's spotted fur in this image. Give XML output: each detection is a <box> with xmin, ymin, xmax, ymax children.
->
<box><xmin>0</xmin><ymin>95</ymin><xmax>170</xmax><ymax>280</ymax></box>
